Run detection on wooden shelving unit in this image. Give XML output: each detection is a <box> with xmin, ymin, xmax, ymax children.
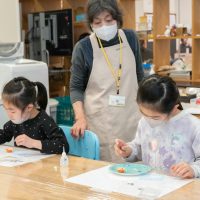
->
<box><xmin>118</xmin><ymin>0</ymin><xmax>135</xmax><ymax>29</ymax></box>
<box><xmin>20</xmin><ymin>0</ymin><xmax>136</xmax><ymax>45</ymax></box>
<box><xmin>192</xmin><ymin>0</ymin><xmax>200</xmax><ymax>81</ymax></box>
<box><xmin>155</xmin><ymin>36</ymin><xmax>193</xmax><ymax>40</ymax></box>
<box><xmin>19</xmin><ymin>0</ymin><xmax>136</xmax><ymax>96</ymax></box>
<box><xmin>153</xmin><ymin>0</ymin><xmax>200</xmax><ymax>83</ymax></box>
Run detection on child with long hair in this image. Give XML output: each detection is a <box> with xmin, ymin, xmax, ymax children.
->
<box><xmin>0</xmin><ymin>77</ymin><xmax>69</xmax><ymax>154</ymax></box>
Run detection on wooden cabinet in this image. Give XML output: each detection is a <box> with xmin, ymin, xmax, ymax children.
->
<box><xmin>153</xmin><ymin>0</ymin><xmax>200</xmax><ymax>83</ymax></box>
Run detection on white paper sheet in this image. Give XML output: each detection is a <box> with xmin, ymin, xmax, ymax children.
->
<box><xmin>66</xmin><ymin>166</ymin><xmax>192</xmax><ymax>199</ymax></box>
<box><xmin>0</xmin><ymin>145</ymin><xmax>53</xmax><ymax>167</ymax></box>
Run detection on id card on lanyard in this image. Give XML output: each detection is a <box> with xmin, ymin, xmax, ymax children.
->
<box><xmin>109</xmin><ymin>95</ymin><xmax>126</xmax><ymax>107</ymax></box>
<box><xmin>97</xmin><ymin>33</ymin><xmax>126</xmax><ymax>107</ymax></box>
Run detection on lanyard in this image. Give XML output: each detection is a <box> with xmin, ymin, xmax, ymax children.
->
<box><xmin>97</xmin><ymin>34</ymin><xmax>123</xmax><ymax>95</ymax></box>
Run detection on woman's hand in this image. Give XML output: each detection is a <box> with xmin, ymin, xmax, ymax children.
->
<box><xmin>15</xmin><ymin>134</ymin><xmax>42</xmax><ymax>150</ymax></box>
<box><xmin>170</xmin><ymin>162</ymin><xmax>195</xmax><ymax>179</ymax></box>
<box><xmin>71</xmin><ymin>117</ymin><xmax>87</xmax><ymax>138</ymax></box>
<box><xmin>71</xmin><ymin>101</ymin><xmax>88</xmax><ymax>138</ymax></box>
<box><xmin>114</xmin><ymin>139</ymin><xmax>132</xmax><ymax>158</ymax></box>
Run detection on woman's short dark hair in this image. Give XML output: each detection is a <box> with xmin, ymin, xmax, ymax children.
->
<box><xmin>136</xmin><ymin>74</ymin><xmax>182</xmax><ymax>114</ymax></box>
<box><xmin>86</xmin><ymin>0</ymin><xmax>123</xmax><ymax>28</ymax></box>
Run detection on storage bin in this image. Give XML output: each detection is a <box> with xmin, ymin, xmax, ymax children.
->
<box><xmin>55</xmin><ymin>96</ymin><xmax>74</xmax><ymax>126</ymax></box>
<box><xmin>143</xmin><ymin>63</ymin><xmax>152</xmax><ymax>77</ymax></box>
<box><xmin>49</xmin><ymin>98</ymin><xmax>59</xmax><ymax>122</ymax></box>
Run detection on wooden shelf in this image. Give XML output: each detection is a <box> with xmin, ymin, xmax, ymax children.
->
<box><xmin>153</xmin><ymin>0</ymin><xmax>200</xmax><ymax>83</ymax></box>
<box><xmin>176</xmin><ymin>80</ymin><xmax>200</xmax><ymax>87</ymax></box>
<box><xmin>154</xmin><ymin>35</ymin><xmax>193</xmax><ymax>40</ymax></box>
<box><xmin>74</xmin><ymin>21</ymin><xmax>87</xmax><ymax>27</ymax></box>
<box><xmin>20</xmin><ymin>0</ymin><xmax>136</xmax><ymax>96</ymax></box>
<box><xmin>154</xmin><ymin>35</ymin><xmax>200</xmax><ymax>40</ymax></box>
<box><xmin>172</xmin><ymin>78</ymin><xmax>192</xmax><ymax>83</ymax></box>
<box><xmin>193</xmin><ymin>36</ymin><xmax>200</xmax><ymax>39</ymax></box>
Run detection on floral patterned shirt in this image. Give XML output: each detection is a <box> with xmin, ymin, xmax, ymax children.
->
<box><xmin>126</xmin><ymin>110</ymin><xmax>200</xmax><ymax>177</ymax></box>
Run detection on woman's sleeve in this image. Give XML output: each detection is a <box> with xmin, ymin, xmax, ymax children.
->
<box><xmin>133</xmin><ymin>33</ymin><xmax>144</xmax><ymax>83</ymax></box>
<box><xmin>124</xmin><ymin>29</ymin><xmax>144</xmax><ymax>83</ymax></box>
<box><xmin>40</xmin><ymin>116</ymin><xmax>69</xmax><ymax>154</ymax></box>
<box><xmin>70</xmin><ymin>41</ymin><xmax>90</xmax><ymax>104</ymax></box>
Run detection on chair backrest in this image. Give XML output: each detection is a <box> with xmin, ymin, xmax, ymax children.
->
<box><xmin>59</xmin><ymin>125</ymin><xmax>100</xmax><ymax>160</ymax></box>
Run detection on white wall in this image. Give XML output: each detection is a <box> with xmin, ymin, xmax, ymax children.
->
<box><xmin>136</xmin><ymin>0</ymin><xmax>192</xmax><ymax>29</ymax></box>
<box><xmin>174</xmin><ymin>0</ymin><xmax>192</xmax><ymax>29</ymax></box>
<box><xmin>0</xmin><ymin>0</ymin><xmax>21</xmax><ymax>43</ymax></box>
<box><xmin>137</xmin><ymin>0</ymin><xmax>176</xmax><ymax>15</ymax></box>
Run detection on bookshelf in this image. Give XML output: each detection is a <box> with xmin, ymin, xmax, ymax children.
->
<box><xmin>153</xmin><ymin>0</ymin><xmax>200</xmax><ymax>83</ymax></box>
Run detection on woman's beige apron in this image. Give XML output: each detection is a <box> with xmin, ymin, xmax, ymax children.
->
<box><xmin>84</xmin><ymin>29</ymin><xmax>141</xmax><ymax>162</ymax></box>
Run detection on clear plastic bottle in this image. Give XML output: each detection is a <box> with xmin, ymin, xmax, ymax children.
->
<box><xmin>60</xmin><ymin>146</ymin><xmax>68</xmax><ymax>167</ymax></box>
<box><xmin>60</xmin><ymin>146</ymin><xmax>69</xmax><ymax>181</ymax></box>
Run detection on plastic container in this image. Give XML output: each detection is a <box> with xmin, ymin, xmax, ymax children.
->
<box><xmin>75</xmin><ymin>7</ymin><xmax>86</xmax><ymax>22</ymax></box>
<box><xmin>143</xmin><ymin>63</ymin><xmax>152</xmax><ymax>77</ymax></box>
<box><xmin>76</xmin><ymin>14</ymin><xmax>86</xmax><ymax>22</ymax></box>
<box><xmin>49</xmin><ymin>98</ymin><xmax>59</xmax><ymax>122</ymax></box>
<box><xmin>60</xmin><ymin>146</ymin><xmax>69</xmax><ymax>180</ymax></box>
<box><xmin>55</xmin><ymin>96</ymin><xmax>74</xmax><ymax>125</ymax></box>
<box><xmin>60</xmin><ymin>146</ymin><xmax>68</xmax><ymax>167</ymax></box>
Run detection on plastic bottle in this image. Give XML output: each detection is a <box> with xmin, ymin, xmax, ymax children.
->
<box><xmin>164</xmin><ymin>25</ymin><xmax>171</xmax><ymax>36</ymax></box>
<box><xmin>60</xmin><ymin>146</ymin><xmax>69</xmax><ymax>181</ymax></box>
<box><xmin>60</xmin><ymin>146</ymin><xmax>68</xmax><ymax>167</ymax></box>
<box><xmin>143</xmin><ymin>63</ymin><xmax>152</xmax><ymax>77</ymax></box>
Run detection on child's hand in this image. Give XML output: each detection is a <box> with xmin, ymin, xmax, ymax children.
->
<box><xmin>170</xmin><ymin>162</ymin><xmax>195</xmax><ymax>179</ymax></box>
<box><xmin>15</xmin><ymin>134</ymin><xmax>42</xmax><ymax>150</ymax></box>
<box><xmin>114</xmin><ymin>139</ymin><xmax>132</xmax><ymax>158</ymax></box>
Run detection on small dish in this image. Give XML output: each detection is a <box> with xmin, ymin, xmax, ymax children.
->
<box><xmin>109</xmin><ymin>163</ymin><xmax>152</xmax><ymax>176</ymax></box>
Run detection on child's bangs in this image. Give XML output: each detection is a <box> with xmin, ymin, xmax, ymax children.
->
<box><xmin>2</xmin><ymin>93</ymin><xmax>23</xmax><ymax>109</ymax></box>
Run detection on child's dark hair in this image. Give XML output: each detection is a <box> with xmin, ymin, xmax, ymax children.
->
<box><xmin>2</xmin><ymin>77</ymin><xmax>48</xmax><ymax>111</ymax></box>
<box><xmin>137</xmin><ymin>74</ymin><xmax>183</xmax><ymax>114</ymax></box>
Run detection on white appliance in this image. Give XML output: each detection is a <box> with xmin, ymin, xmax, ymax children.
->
<box><xmin>0</xmin><ymin>0</ymin><xmax>21</xmax><ymax>43</ymax></box>
<box><xmin>0</xmin><ymin>1</ymin><xmax>50</xmax><ymax>146</ymax></box>
<box><xmin>0</xmin><ymin>42</ymin><xmax>24</xmax><ymax>61</ymax></box>
<box><xmin>0</xmin><ymin>59</ymin><xmax>49</xmax><ymax>128</ymax></box>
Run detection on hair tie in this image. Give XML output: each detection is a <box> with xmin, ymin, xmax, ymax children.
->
<box><xmin>34</xmin><ymin>82</ymin><xmax>38</xmax><ymax>97</ymax></box>
<box><xmin>32</xmin><ymin>82</ymin><xmax>36</xmax><ymax>86</ymax></box>
<box><xmin>14</xmin><ymin>78</ymin><xmax>18</xmax><ymax>83</ymax></box>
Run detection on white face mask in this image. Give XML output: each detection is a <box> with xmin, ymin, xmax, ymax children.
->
<box><xmin>11</xmin><ymin>112</ymin><xmax>30</xmax><ymax>124</ymax></box>
<box><xmin>144</xmin><ymin>117</ymin><xmax>165</xmax><ymax>128</ymax></box>
<box><xmin>92</xmin><ymin>23</ymin><xmax>118</xmax><ymax>41</ymax></box>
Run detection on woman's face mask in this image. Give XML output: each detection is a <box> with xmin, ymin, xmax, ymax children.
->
<box><xmin>91</xmin><ymin>10</ymin><xmax>118</xmax><ymax>41</ymax></box>
<box><xmin>92</xmin><ymin>23</ymin><xmax>118</xmax><ymax>41</ymax></box>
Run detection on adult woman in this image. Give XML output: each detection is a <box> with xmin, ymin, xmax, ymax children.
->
<box><xmin>70</xmin><ymin>0</ymin><xmax>143</xmax><ymax>162</ymax></box>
